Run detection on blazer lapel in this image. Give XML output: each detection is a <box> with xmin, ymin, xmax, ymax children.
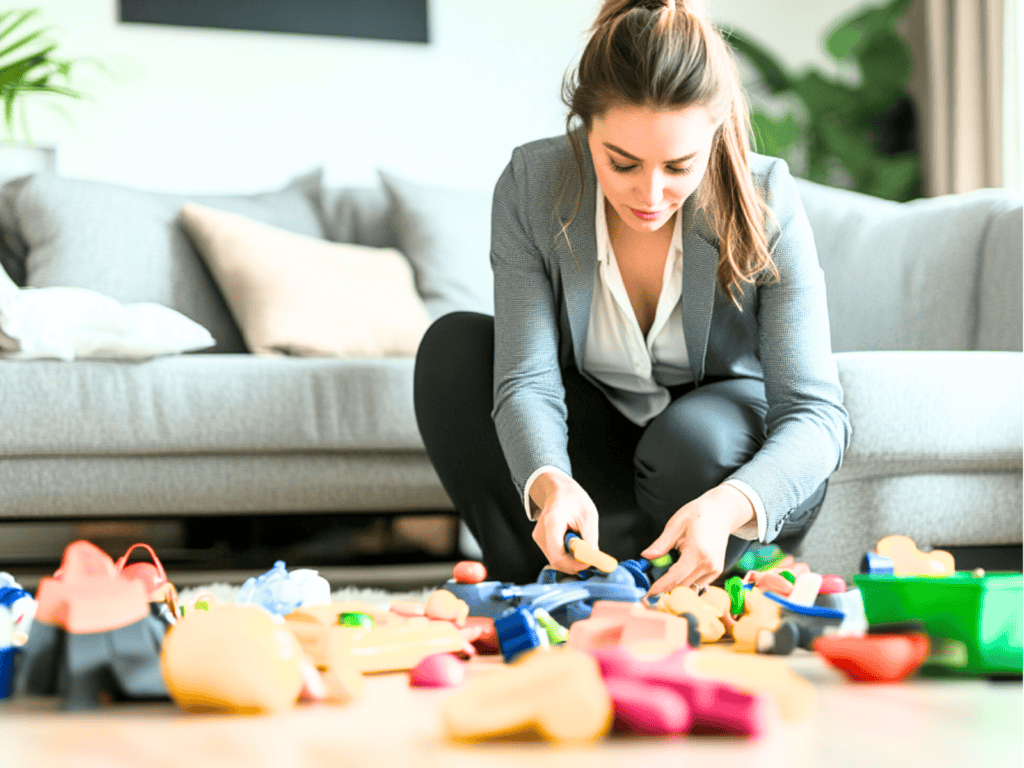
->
<box><xmin>555</xmin><ymin>131</ymin><xmax>598</xmax><ymax>372</ymax></box>
<box><xmin>679</xmin><ymin>194</ymin><xmax>718</xmax><ymax>383</ymax></box>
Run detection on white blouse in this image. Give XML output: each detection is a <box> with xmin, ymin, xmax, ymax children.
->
<box><xmin>521</xmin><ymin>185</ymin><xmax>764</xmax><ymax>542</ymax></box>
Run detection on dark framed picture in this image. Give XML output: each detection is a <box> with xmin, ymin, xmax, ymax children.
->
<box><xmin>119</xmin><ymin>0</ymin><xmax>429</xmax><ymax>44</ymax></box>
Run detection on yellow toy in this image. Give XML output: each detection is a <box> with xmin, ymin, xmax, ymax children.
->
<box><xmin>442</xmin><ymin>647</ymin><xmax>613</xmax><ymax>743</ymax></box>
<box><xmin>875</xmin><ymin>535</ymin><xmax>955</xmax><ymax>576</ymax></box>
<box><xmin>161</xmin><ymin>604</ymin><xmax>304</xmax><ymax>714</ymax></box>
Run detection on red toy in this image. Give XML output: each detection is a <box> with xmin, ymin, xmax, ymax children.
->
<box><xmin>813</xmin><ymin>633</ymin><xmax>930</xmax><ymax>682</ymax></box>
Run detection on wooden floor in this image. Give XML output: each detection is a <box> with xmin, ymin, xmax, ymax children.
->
<box><xmin>1</xmin><ymin>650</ymin><xmax>1020</xmax><ymax>768</ymax></box>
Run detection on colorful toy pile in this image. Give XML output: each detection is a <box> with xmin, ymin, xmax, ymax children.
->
<box><xmin>0</xmin><ymin>532</ymin><xmax>1019</xmax><ymax>746</ymax></box>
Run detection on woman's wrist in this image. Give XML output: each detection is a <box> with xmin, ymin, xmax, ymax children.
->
<box><xmin>713</xmin><ymin>483</ymin><xmax>756</xmax><ymax>532</ymax></box>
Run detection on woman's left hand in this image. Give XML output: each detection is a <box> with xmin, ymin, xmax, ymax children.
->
<box><xmin>641</xmin><ymin>484</ymin><xmax>755</xmax><ymax>597</ymax></box>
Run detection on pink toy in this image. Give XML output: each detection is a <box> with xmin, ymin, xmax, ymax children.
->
<box><xmin>389</xmin><ymin>600</ymin><xmax>426</xmax><ymax>617</ymax></box>
<box><xmin>591</xmin><ymin>646</ymin><xmax>768</xmax><ymax>737</ymax></box>
<box><xmin>753</xmin><ymin>572</ymin><xmax>795</xmax><ymax>597</ymax></box>
<box><xmin>818</xmin><ymin>575</ymin><xmax>847</xmax><ymax>594</ymax></box>
<box><xmin>569</xmin><ymin>600</ymin><xmax>694</xmax><ymax>653</ymax></box>
<box><xmin>409</xmin><ymin>652</ymin><xmax>467</xmax><ymax>688</ymax></box>
<box><xmin>603</xmin><ymin>677</ymin><xmax>692</xmax><ymax>736</ymax></box>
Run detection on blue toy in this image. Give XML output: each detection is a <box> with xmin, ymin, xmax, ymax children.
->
<box><xmin>494</xmin><ymin>607</ymin><xmax>546</xmax><ymax>661</ymax></box>
<box><xmin>235</xmin><ymin>561</ymin><xmax>332</xmax><ymax>618</ymax></box>
<box><xmin>441</xmin><ymin>558</ymin><xmax>650</xmax><ymax>629</ymax></box>
<box><xmin>862</xmin><ymin>551</ymin><xmax>896</xmax><ymax>575</ymax></box>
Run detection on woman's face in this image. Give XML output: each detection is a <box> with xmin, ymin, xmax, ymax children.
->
<box><xmin>587</xmin><ymin>103</ymin><xmax>718</xmax><ymax>234</ymax></box>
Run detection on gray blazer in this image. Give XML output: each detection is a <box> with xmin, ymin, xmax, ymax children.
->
<box><xmin>490</xmin><ymin>130</ymin><xmax>851</xmax><ymax>541</ymax></box>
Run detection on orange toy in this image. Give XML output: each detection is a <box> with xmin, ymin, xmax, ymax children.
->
<box><xmin>875</xmin><ymin>535</ymin><xmax>955</xmax><ymax>576</ymax></box>
<box><xmin>161</xmin><ymin>604</ymin><xmax>305</xmax><ymax>714</ymax></box>
<box><xmin>425</xmin><ymin>589</ymin><xmax>469</xmax><ymax>626</ymax></box>
<box><xmin>442</xmin><ymin>647</ymin><xmax>613</xmax><ymax>743</ymax></box>
<box><xmin>731</xmin><ymin>587</ymin><xmax>782</xmax><ymax>653</ymax></box>
<box><xmin>655</xmin><ymin>586</ymin><xmax>727</xmax><ymax>642</ymax></box>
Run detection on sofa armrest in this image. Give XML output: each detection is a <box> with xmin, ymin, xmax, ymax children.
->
<box><xmin>834</xmin><ymin>350</ymin><xmax>1023</xmax><ymax>480</ymax></box>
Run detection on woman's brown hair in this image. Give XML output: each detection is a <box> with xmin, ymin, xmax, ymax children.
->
<box><xmin>561</xmin><ymin>0</ymin><xmax>778</xmax><ymax>305</ymax></box>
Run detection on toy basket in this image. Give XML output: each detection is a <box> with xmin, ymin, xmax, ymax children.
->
<box><xmin>853</xmin><ymin>572</ymin><xmax>1022</xmax><ymax>676</ymax></box>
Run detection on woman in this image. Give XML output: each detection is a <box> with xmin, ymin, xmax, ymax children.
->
<box><xmin>414</xmin><ymin>0</ymin><xmax>850</xmax><ymax>596</ymax></box>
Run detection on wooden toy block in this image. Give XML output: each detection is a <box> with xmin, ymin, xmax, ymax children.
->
<box><xmin>441</xmin><ymin>647</ymin><xmax>613</xmax><ymax>743</ymax></box>
<box><xmin>684</xmin><ymin>648</ymin><xmax>815</xmax><ymax>722</ymax></box>
<box><xmin>286</xmin><ymin>612</ymin><xmax>470</xmax><ymax>674</ymax></box>
<box><xmin>875</xmin><ymin>535</ymin><xmax>955</xmax><ymax>576</ymax></box>
<box><xmin>731</xmin><ymin>588</ymin><xmax>781</xmax><ymax>653</ymax></box>
<box><xmin>564</xmin><ymin>532</ymin><xmax>618</xmax><ymax>573</ymax></box>
<box><xmin>161</xmin><ymin>605</ymin><xmax>305</xmax><ymax>715</ymax></box>
<box><xmin>655</xmin><ymin>586</ymin><xmax>726</xmax><ymax>642</ymax></box>
<box><xmin>591</xmin><ymin>646</ymin><xmax>768</xmax><ymax>737</ymax></box>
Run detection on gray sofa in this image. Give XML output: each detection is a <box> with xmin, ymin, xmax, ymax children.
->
<box><xmin>0</xmin><ymin>168</ymin><xmax>1019</xmax><ymax>581</ymax></box>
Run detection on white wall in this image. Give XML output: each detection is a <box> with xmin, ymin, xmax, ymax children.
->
<box><xmin>21</xmin><ymin>0</ymin><xmax>866</xmax><ymax>194</ymax></box>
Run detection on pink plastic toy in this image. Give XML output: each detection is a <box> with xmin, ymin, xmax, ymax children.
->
<box><xmin>818</xmin><ymin>575</ymin><xmax>847</xmax><ymax>594</ymax></box>
<box><xmin>409</xmin><ymin>652</ymin><xmax>467</xmax><ymax>688</ymax></box>
<box><xmin>591</xmin><ymin>646</ymin><xmax>768</xmax><ymax>737</ymax></box>
<box><xmin>568</xmin><ymin>600</ymin><xmax>694</xmax><ymax>653</ymax></box>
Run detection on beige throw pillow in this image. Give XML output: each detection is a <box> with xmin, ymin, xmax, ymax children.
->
<box><xmin>180</xmin><ymin>202</ymin><xmax>432</xmax><ymax>357</ymax></box>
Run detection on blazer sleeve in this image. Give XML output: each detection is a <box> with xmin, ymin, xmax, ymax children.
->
<box><xmin>490</xmin><ymin>148</ymin><xmax>574</xmax><ymax>498</ymax></box>
<box><xmin>725</xmin><ymin>158</ymin><xmax>852</xmax><ymax>542</ymax></box>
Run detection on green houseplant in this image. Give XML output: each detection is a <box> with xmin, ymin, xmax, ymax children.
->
<box><xmin>726</xmin><ymin>0</ymin><xmax>920</xmax><ymax>202</ymax></box>
<box><xmin>0</xmin><ymin>8</ymin><xmax>88</xmax><ymax>144</ymax></box>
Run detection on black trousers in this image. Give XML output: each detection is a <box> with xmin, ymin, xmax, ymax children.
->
<box><xmin>414</xmin><ymin>312</ymin><xmax>826</xmax><ymax>584</ymax></box>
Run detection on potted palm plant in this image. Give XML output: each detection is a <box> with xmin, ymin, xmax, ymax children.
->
<box><xmin>0</xmin><ymin>8</ymin><xmax>90</xmax><ymax>180</ymax></box>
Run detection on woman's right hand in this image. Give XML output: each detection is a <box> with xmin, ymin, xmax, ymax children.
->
<box><xmin>529</xmin><ymin>471</ymin><xmax>600</xmax><ymax>574</ymax></box>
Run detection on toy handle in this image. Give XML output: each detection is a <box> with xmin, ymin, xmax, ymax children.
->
<box><xmin>116</xmin><ymin>542</ymin><xmax>167</xmax><ymax>582</ymax></box>
<box><xmin>563</xmin><ymin>531</ymin><xmax>580</xmax><ymax>553</ymax></box>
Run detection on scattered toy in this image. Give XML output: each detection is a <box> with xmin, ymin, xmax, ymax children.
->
<box><xmin>162</xmin><ymin>603</ymin><xmax>306</xmax><ymax>714</ymax></box>
<box><xmin>441</xmin><ymin>647</ymin><xmax>613</xmax><ymax>744</ymax></box>
<box><xmin>563</xmin><ymin>531</ymin><xmax>618</xmax><ymax>573</ymax></box>
<box><xmin>813</xmin><ymin>633</ymin><xmax>931</xmax><ymax>682</ymax></box>
<box><xmin>15</xmin><ymin>540</ymin><xmax>169</xmax><ymax>710</ymax></box>
<box><xmin>874</xmin><ymin>535</ymin><xmax>955</xmax><ymax>576</ymax></box>
<box><xmin>409</xmin><ymin>652</ymin><xmax>466</xmax><ymax>688</ymax></box>
<box><xmin>235</xmin><ymin>560</ymin><xmax>331</xmax><ymax>618</ymax></box>
<box><xmin>452</xmin><ymin>561</ymin><xmax>487</xmax><ymax>584</ymax></box>
<box><xmin>591</xmin><ymin>645</ymin><xmax>768</xmax><ymax>737</ymax></box>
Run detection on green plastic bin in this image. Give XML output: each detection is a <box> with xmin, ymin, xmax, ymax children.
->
<box><xmin>853</xmin><ymin>572</ymin><xmax>1023</xmax><ymax>676</ymax></box>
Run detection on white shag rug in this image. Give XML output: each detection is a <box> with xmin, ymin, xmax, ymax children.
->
<box><xmin>178</xmin><ymin>583</ymin><xmax>437</xmax><ymax>609</ymax></box>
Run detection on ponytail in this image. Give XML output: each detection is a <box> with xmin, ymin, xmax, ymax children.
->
<box><xmin>560</xmin><ymin>0</ymin><xmax>778</xmax><ymax>306</ymax></box>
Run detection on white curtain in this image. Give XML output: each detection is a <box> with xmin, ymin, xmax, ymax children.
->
<box><xmin>907</xmin><ymin>0</ymin><xmax>1010</xmax><ymax>195</ymax></box>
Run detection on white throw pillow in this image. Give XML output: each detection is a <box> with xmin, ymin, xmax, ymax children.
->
<box><xmin>179</xmin><ymin>202</ymin><xmax>432</xmax><ymax>358</ymax></box>
<box><xmin>0</xmin><ymin>281</ymin><xmax>216</xmax><ymax>361</ymax></box>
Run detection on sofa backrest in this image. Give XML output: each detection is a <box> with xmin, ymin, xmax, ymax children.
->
<box><xmin>794</xmin><ymin>178</ymin><xmax>1022</xmax><ymax>353</ymax></box>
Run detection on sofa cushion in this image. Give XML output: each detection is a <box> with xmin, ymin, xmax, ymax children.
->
<box><xmin>0</xmin><ymin>355</ymin><xmax>425</xmax><ymax>456</ymax></box>
<box><xmin>833</xmin><ymin>350</ymin><xmax>1023</xmax><ymax>479</ymax></box>
<box><xmin>9</xmin><ymin>170</ymin><xmax>327</xmax><ymax>354</ymax></box>
<box><xmin>179</xmin><ymin>203</ymin><xmax>431</xmax><ymax>358</ymax></box>
<box><xmin>795</xmin><ymin>179</ymin><xmax>1023</xmax><ymax>353</ymax></box>
<box><xmin>379</xmin><ymin>171</ymin><xmax>494</xmax><ymax>319</ymax></box>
